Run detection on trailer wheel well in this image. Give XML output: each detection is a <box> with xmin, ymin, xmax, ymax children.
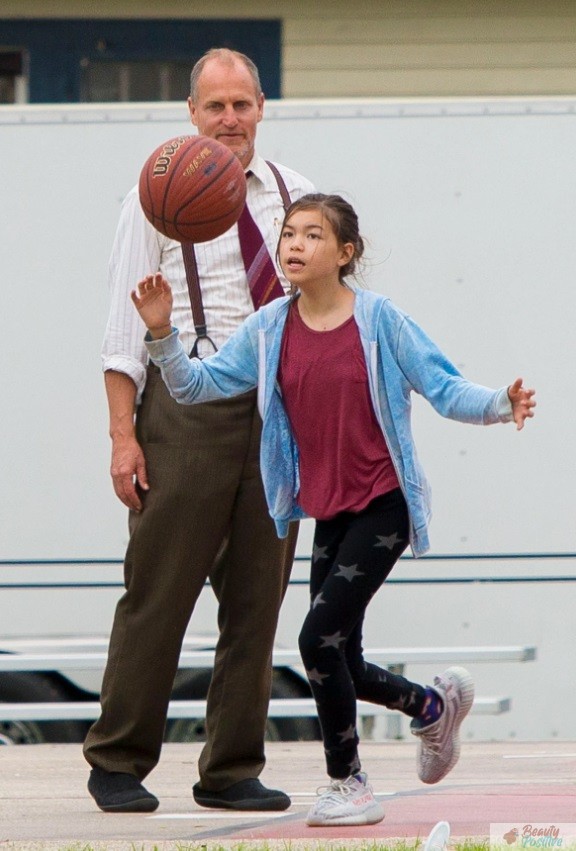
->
<box><xmin>0</xmin><ymin>671</ymin><xmax>90</xmax><ymax>745</ymax></box>
<box><xmin>165</xmin><ymin>666</ymin><xmax>320</xmax><ymax>743</ymax></box>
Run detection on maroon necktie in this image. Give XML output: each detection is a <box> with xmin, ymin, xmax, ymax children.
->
<box><xmin>237</xmin><ymin>182</ymin><xmax>285</xmax><ymax>308</ymax></box>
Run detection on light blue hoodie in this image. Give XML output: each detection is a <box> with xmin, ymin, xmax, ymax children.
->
<box><xmin>145</xmin><ymin>289</ymin><xmax>513</xmax><ymax>556</ymax></box>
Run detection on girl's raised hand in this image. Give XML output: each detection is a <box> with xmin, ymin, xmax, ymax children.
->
<box><xmin>507</xmin><ymin>377</ymin><xmax>536</xmax><ymax>430</ymax></box>
<box><xmin>131</xmin><ymin>273</ymin><xmax>174</xmax><ymax>338</ymax></box>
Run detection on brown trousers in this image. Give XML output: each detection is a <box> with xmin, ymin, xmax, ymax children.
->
<box><xmin>83</xmin><ymin>365</ymin><xmax>297</xmax><ymax>789</ymax></box>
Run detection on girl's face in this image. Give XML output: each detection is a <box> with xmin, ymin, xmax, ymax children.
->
<box><xmin>278</xmin><ymin>208</ymin><xmax>353</xmax><ymax>290</ymax></box>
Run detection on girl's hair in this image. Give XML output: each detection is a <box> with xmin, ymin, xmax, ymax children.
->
<box><xmin>279</xmin><ymin>193</ymin><xmax>365</xmax><ymax>284</ymax></box>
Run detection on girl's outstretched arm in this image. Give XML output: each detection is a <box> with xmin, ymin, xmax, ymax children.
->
<box><xmin>507</xmin><ymin>377</ymin><xmax>536</xmax><ymax>430</ymax></box>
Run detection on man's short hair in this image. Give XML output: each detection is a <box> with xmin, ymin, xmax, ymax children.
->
<box><xmin>190</xmin><ymin>48</ymin><xmax>262</xmax><ymax>100</ymax></box>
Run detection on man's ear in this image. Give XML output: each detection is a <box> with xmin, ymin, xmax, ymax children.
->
<box><xmin>256</xmin><ymin>92</ymin><xmax>265</xmax><ymax>123</ymax></box>
<box><xmin>187</xmin><ymin>97</ymin><xmax>198</xmax><ymax>128</ymax></box>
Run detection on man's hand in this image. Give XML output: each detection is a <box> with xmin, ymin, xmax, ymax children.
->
<box><xmin>110</xmin><ymin>434</ymin><xmax>149</xmax><ymax>511</ymax></box>
<box><xmin>507</xmin><ymin>377</ymin><xmax>536</xmax><ymax>431</ymax></box>
<box><xmin>131</xmin><ymin>273</ymin><xmax>174</xmax><ymax>339</ymax></box>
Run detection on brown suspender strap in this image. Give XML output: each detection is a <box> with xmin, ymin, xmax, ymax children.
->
<box><xmin>181</xmin><ymin>162</ymin><xmax>292</xmax><ymax>355</ymax></box>
<box><xmin>266</xmin><ymin>160</ymin><xmax>292</xmax><ymax>210</ymax></box>
<box><xmin>181</xmin><ymin>241</ymin><xmax>207</xmax><ymax>338</ymax></box>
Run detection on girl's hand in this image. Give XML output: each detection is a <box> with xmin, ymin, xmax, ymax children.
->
<box><xmin>131</xmin><ymin>273</ymin><xmax>174</xmax><ymax>339</ymax></box>
<box><xmin>507</xmin><ymin>377</ymin><xmax>536</xmax><ymax>430</ymax></box>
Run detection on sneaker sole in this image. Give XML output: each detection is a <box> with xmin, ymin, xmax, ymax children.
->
<box><xmin>419</xmin><ymin>665</ymin><xmax>475</xmax><ymax>784</ymax></box>
<box><xmin>442</xmin><ymin>665</ymin><xmax>475</xmax><ymax>777</ymax></box>
<box><xmin>98</xmin><ymin>797</ymin><xmax>159</xmax><ymax>813</ymax></box>
<box><xmin>306</xmin><ymin>803</ymin><xmax>385</xmax><ymax>826</ymax></box>
<box><xmin>194</xmin><ymin>795</ymin><xmax>290</xmax><ymax>812</ymax></box>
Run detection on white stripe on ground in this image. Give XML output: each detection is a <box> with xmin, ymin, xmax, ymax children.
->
<box><xmin>148</xmin><ymin>812</ymin><xmax>296</xmax><ymax>820</ymax></box>
<box><xmin>503</xmin><ymin>753</ymin><xmax>576</xmax><ymax>759</ymax></box>
<box><xmin>149</xmin><ymin>791</ymin><xmax>397</xmax><ymax>819</ymax></box>
<box><xmin>285</xmin><ymin>791</ymin><xmax>397</xmax><ymax>798</ymax></box>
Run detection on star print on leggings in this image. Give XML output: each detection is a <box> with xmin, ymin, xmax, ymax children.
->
<box><xmin>337</xmin><ymin>724</ymin><xmax>357</xmax><ymax>743</ymax></box>
<box><xmin>347</xmin><ymin>755</ymin><xmax>361</xmax><ymax>774</ymax></box>
<box><xmin>319</xmin><ymin>630</ymin><xmax>346</xmax><ymax>649</ymax></box>
<box><xmin>312</xmin><ymin>544</ymin><xmax>329</xmax><ymax>562</ymax></box>
<box><xmin>374</xmin><ymin>531</ymin><xmax>403</xmax><ymax>549</ymax></box>
<box><xmin>312</xmin><ymin>592</ymin><xmax>327</xmax><ymax>609</ymax></box>
<box><xmin>307</xmin><ymin>667</ymin><xmax>330</xmax><ymax>686</ymax></box>
<box><xmin>335</xmin><ymin>563</ymin><xmax>364</xmax><ymax>582</ymax></box>
<box><xmin>387</xmin><ymin>689</ymin><xmax>418</xmax><ymax>711</ymax></box>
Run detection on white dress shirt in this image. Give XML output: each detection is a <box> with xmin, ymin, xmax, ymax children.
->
<box><xmin>101</xmin><ymin>152</ymin><xmax>315</xmax><ymax>402</ymax></box>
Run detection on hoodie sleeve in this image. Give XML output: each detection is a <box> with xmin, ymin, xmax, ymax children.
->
<box><xmin>145</xmin><ymin>314</ymin><xmax>259</xmax><ymax>405</ymax></box>
<box><xmin>393</xmin><ymin>312</ymin><xmax>513</xmax><ymax>425</ymax></box>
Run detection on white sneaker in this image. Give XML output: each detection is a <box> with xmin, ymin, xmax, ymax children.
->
<box><xmin>410</xmin><ymin>666</ymin><xmax>475</xmax><ymax>784</ymax></box>
<box><xmin>306</xmin><ymin>771</ymin><xmax>385</xmax><ymax>826</ymax></box>
<box><xmin>424</xmin><ymin>820</ymin><xmax>451</xmax><ymax>851</ymax></box>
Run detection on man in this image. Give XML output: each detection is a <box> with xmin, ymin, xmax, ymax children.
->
<box><xmin>84</xmin><ymin>47</ymin><xmax>315</xmax><ymax>814</ymax></box>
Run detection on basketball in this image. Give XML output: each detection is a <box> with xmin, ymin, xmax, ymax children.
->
<box><xmin>138</xmin><ymin>135</ymin><xmax>247</xmax><ymax>243</ymax></box>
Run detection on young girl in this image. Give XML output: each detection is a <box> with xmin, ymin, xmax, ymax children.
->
<box><xmin>132</xmin><ymin>194</ymin><xmax>535</xmax><ymax>827</ymax></box>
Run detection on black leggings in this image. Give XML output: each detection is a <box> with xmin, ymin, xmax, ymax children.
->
<box><xmin>298</xmin><ymin>488</ymin><xmax>427</xmax><ymax>779</ymax></box>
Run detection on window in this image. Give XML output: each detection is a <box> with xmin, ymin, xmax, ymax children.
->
<box><xmin>0</xmin><ymin>20</ymin><xmax>281</xmax><ymax>103</ymax></box>
<box><xmin>80</xmin><ymin>59</ymin><xmax>192</xmax><ymax>102</ymax></box>
<box><xmin>0</xmin><ymin>50</ymin><xmax>27</xmax><ymax>103</ymax></box>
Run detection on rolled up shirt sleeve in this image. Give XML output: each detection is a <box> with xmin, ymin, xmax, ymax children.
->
<box><xmin>101</xmin><ymin>187</ymin><xmax>162</xmax><ymax>402</ymax></box>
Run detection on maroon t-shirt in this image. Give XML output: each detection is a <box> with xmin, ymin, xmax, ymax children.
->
<box><xmin>278</xmin><ymin>302</ymin><xmax>400</xmax><ymax>520</ymax></box>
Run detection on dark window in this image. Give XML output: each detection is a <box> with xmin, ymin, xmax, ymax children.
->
<box><xmin>0</xmin><ymin>50</ymin><xmax>25</xmax><ymax>103</ymax></box>
<box><xmin>80</xmin><ymin>59</ymin><xmax>192</xmax><ymax>102</ymax></box>
<box><xmin>0</xmin><ymin>19</ymin><xmax>281</xmax><ymax>103</ymax></box>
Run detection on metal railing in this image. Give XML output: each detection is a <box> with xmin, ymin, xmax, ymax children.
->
<box><xmin>0</xmin><ymin>644</ymin><xmax>536</xmax><ymax>723</ymax></box>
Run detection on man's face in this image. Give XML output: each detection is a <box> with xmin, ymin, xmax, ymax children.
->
<box><xmin>188</xmin><ymin>59</ymin><xmax>264</xmax><ymax>169</ymax></box>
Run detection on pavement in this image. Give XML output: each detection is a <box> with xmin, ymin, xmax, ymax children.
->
<box><xmin>0</xmin><ymin>740</ymin><xmax>574</xmax><ymax>850</ymax></box>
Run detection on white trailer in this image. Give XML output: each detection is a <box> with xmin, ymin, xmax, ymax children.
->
<box><xmin>0</xmin><ymin>96</ymin><xmax>574</xmax><ymax>744</ymax></box>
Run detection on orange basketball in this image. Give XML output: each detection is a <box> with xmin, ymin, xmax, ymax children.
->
<box><xmin>138</xmin><ymin>135</ymin><xmax>247</xmax><ymax>243</ymax></box>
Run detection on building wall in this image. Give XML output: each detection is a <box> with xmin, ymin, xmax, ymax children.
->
<box><xmin>283</xmin><ymin>0</ymin><xmax>576</xmax><ymax>97</ymax></box>
<box><xmin>2</xmin><ymin>0</ymin><xmax>576</xmax><ymax>97</ymax></box>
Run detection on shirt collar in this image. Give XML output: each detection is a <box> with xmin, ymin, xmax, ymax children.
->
<box><xmin>245</xmin><ymin>153</ymin><xmax>279</xmax><ymax>192</ymax></box>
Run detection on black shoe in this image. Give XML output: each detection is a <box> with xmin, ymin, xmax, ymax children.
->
<box><xmin>88</xmin><ymin>766</ymin><xmax>159</xmax><ymax>813</ymax></box>
<box><xmin>193</xmin><ymin>778</ymin><xmax>291</xmax><ymax>811</ymax></box>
